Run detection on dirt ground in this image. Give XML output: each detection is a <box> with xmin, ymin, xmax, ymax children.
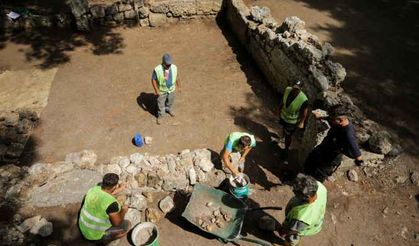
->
<box><xmin>0</xmin><ymin>0</ymin><xmax>418</xmax><ymax>245</ymax></box>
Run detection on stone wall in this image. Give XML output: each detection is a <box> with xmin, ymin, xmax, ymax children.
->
<box><xmin>224</xmin><ymin>0</ymin><xmax>399</xmax><ymax>159</ymax></box>
<box><xmin>0</xmin><ymin>110</ymin><xmax>39</xmax><ymax>164</ymax></box>
<box><xmin>2</xmin><ymin>149</ymin><xmax>225</xmax><ymax>208</ymax></box>
<box><xmin>69</xmin><ymin>0</ymin><xmax>223</xmax><ymax>31</ymax></box>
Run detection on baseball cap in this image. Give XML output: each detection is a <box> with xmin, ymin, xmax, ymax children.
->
<box><xmin>162</xmin><ymin>53</ymin><xmax>173</xmax><ymax>65</ymax></box>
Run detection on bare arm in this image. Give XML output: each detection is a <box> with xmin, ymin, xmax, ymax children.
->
<box><xmin>298</xmin><ymin>107</ymin><xmax>309</xmax><ymax>128</ymax></box>
<box><xmin>176</xmin><ymin>77</ymin><xmax>181</xmax><ymax>92</ymax></box>
<box><xmin>240</xmin><ymin>147</ymin><xmax>252</xmax><ymax>160</ymax></box>
<box><xmin>152</xmin><ymin>79</ymin><xmax>159</xmax><ymax>95</ymax></box>
<box><xmin>223</xmin><ymin>149</ymin><xmax>239</xmax><ymax>176</ymax></box>
<box><xmin>109</xmin><ymin>205</ymin><xmax>128</xmax><ymax>227</ymax></box>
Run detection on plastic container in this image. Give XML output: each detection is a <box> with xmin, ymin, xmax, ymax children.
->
<box><xmin>131</xmin><ymin>222</ymin><xmax>159</xmax><ymax>246</ymax></box>
<box><xmin>134</xmin><ymin>133</ymin><xmax>144</xmax><ymax>147</ymax></box>
<box><xmin>229</xmin><ymin>173</ymin><xmax>250</xmax><ymax>199</ymax></box>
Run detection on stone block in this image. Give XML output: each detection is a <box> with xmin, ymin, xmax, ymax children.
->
<box><xmin>150</xmin><ymin>1</ymin><xmax>170</xmax><ymax>13</ymax></box>
<box><xmin>280</xmin><ymin>16</ymin><xmax>305</xmax><ymax>33</ymax></box>
<box><xmin>250</xmin><ymin>6</ymin><xmax>271</xmax><ymax>23</ymax></box>
<box><xmin>159</xmin><ymin>195</ymin><xmax>175</xmax><ymax>213</ymax></box>
<box><xmin>169</xmin><ymin>0</ymin><xmax>197</xmax><ymax>17</ymax></box>
<box><xmin>309</xmin><ymin>65</ymin><xmax>329</xmax><ymax>91</ymax></box>
<box><xmin>124</xmin><ymin>10</ymin><xmax>138</xmax><ymax>19</ymax></box>
<box><xmin>90</xmin><ymin>5</ymin><xmax>106</xmax><ymax>18</ymax></box>
<box><xmin>17</xmin><ymin>215</ymin><xmax>41</xmax><ymax>233</ymax></box>
<box><xmin>128</xmin><ymin>192</ymin><xmax>148</xmax><ymax>210</ymax></box>
<box><xmin>369</xmin><ymin>131</ymin><xmax>392</xmax><ymax>155</ymax></box>
<box><xmin>149</xmin><ymin>13</ymin><xmax>167</xmax><ymax>27</ymax></box>
<box><xmin>106</xmin><ymin>5</ymin><xmax>119</xmax><ymax>15</ymax></box>
<box><xmin>125</xmin><ymin>208</ymin><xmax>142</xmax><ymax>225</ymax></box>
<box><xmin>188</xmin><ymin>168</ymin><xmax>197</xmax><ymax>185</ymax></box>
<box><xmin>118</xmin><ymin>3</ymin><xmax>133</xmax><ymax>12</ymax></box>
<box><xmin>29</xmin><ymin>218</ymin><xmax>53</xmax><ymax>237</ymax></box>
<box><xmin>113</xmin><ymin>13</ymin><xmax>125</xmax><ymax>22</ymax></box>
<box><xmin>138</xmin><ymin>6</ymin><xmax>150</xmax><ymax>18</ymax></box>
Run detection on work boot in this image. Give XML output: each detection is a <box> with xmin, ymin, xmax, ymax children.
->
<box><xmin>167</xmin><ymin>111</ymin><xmax>175</xmax><ymax>117</ymax></box>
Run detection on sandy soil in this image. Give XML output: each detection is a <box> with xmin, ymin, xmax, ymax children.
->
<box><xmin>0</xmin><ymin>0</ymin><xmax>418</xmax><ymax>245</ymax></box>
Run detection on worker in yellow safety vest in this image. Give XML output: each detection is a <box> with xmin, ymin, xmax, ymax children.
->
<box><xmin>152</xmin><ymin>53</ymin><xmax>182</xmax><ymax>125</ymax></box>
<box><xmin>221</xmin><ymin>132</ymin><xmax>256</xmax><ymax>176</ymax></box>
<box><xmin>279</xmin><ymin>173</ymin><xmax>327</xmax><ymax>245</ymax></box>
<box><xmin>279</xmin><ymin>81</ymin><xmax>309</xmax><ymax>164</ymax></box>
<box><xmin>78</xmin><ymin>173</ymin><xmax>131</xmax><ymax>244</ymax></box>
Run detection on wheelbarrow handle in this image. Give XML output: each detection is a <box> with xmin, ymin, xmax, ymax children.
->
<box><xmin>237</xmin><ymin>236</ymin><xmax>273</xmax><ymax>246</ymax></box>
<box><xmin>247</xmin><ymin>206</ymin><xmax>282</xmax><ymax>212</ymax></box>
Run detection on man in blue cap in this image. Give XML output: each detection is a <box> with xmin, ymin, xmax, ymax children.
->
<box><xmin>152</xmin><ymin>53</ymin><xmax>181</xmax><ymax>124</ymax></box>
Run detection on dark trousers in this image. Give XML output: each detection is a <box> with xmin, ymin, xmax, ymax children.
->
<box><xmin>304</xmin><ymin>146</ymin><xmax>343</xmax><ymax>182</ymax></box>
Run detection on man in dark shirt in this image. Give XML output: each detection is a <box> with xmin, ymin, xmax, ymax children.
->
<box><xmin>304</xmin><ymin>105</ymin><xmax>363</xmax><ymax>182</ymax></box>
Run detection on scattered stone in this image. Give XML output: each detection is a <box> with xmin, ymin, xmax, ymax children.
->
<box><xmin>330</xmin><ymin>212</ymin><xmax>337</xmax><ymax>225</ymax></box>
<box><xmin>159</xmin><ymin>196</ymin><xmax>175</xmax><ymax>214</ymax></box>
<box><xmin>258</xmin><ymin>215</ymin><xmax>276</xmax><ymax>231</ymax></box>
<box><xmin>410</xmin><ymin>171</ymin><xmax>419</xmax><ymax>186</ymax></box>
<box><xmin>401</xmin><ymin>226</ymin><xmax>408</xmax><ymax>239</ymax></box>
<box><xmin>144</xmin><ymin>137</ymin><xmax>153</xmax><ymax>145</ymax></box>
<box><xmin>29</xmin><ymin>218</ymin><xmax>53</xmax><ymax>237</ymax></box>
<box><xmin>17</xmin><ymin>215</ymin><xmax>41</xmax><ymax>233</ymax></box>
<box><xmin>368</xmin><ymin>131</ymin><xmax>393</xmax><ymax>155</ymax></box>
<box><xmin>382</xmin><ymin>206</ymin><xmax>389</xmax><ymax>215</ymax></box>
<box><xmin>347</xmin><ymin>170</ymin><xmax>359</xmax><ymax>182</ymax></box>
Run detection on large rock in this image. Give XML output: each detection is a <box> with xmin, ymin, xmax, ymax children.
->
<box><xmin>369</xmin><ymin>131</ymin><xmax>392</xmax><ymax>155</ymax></box>
<box><xmin>127</xmin><ymin>192</ymin><xmax>148</xmax><ymax>210</ymax></box>
<box><xmin>410</xmin><ymin>171</ymin><xmax>419</xmax><ymax>186</ymax></box>
<box><xmin>27</xmin><ymin>169</ymin><xmax>101</xmax><ymax>207</ymax></box>
<box><xmin>65</xmin><ymin>150</ymin><xmax>97</xmax><ymax>169</ymax></box>
<box><xmin>149</xmin><ymin>13</ymin><xmax>167</xmax><ymax>27</ymax></box>
<box><xmin>17</xmin><ymin>215</ymin><xmax>41</xmax><ymax>233</ymax></box>
<box><xmin>158</xmin><ymin>195</ymin><xmax>175</xmax><ymax>214</ymax></box>
<box><xmin>347</xmin><ymin>169</ymin><xmax>359</xmax><ymax>182</ymax></box>
<box><xmin>280</xmin><ymin>16</ymin><xmax>305</xmax><ymax>33</ymax></box>
<box><xmin>90</xmin><ymin>5</ymin><xmax>106</xmax><ymax>18</ymax></box>
<box><xmin>29</xmin><ymin>218</ymin><xmax>53</xmax><ymax>237</ymax></box>
<box><xmin>130</xmin><ymin>153</ymin><xmax>144</xmax><ymax>165</ymax></box>
<box><xmin>250</xmin><ymin>6</ymin><xmax>271</xmax><ymax>23</ymax></box>
<box><xmin>104</xmin><ymin>164</ymin><xmax>122</xmax><ymax>175</ymax></box>
<box><xmin>125</xmin><ymin>208</ymin><xmax>142</xmax><ymax>225</ymax></box>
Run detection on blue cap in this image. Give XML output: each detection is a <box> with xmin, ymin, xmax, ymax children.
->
<box><xmin>134</xmin><ymin>133</ymin><xmax>144</xmax><ymax>147</ymax></box>
<box><xmin>162</xmin><ymin>53</ymin><xmax>172</xmax><ymax>65</ymax></box>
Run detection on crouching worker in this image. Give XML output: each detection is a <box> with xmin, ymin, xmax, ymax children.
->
<box><xmin>280</xmin><ymin>173</ymin><xmax>327</xmax><ymax>245</ymax></box>
<box><xmin>221</xmin><ymin>132</ymin><xmax>256</xmax><ymax>176</ymax></box>
<box><xmin>79</xmin><ymin>173</ymin><xmax>131</xmax><ymax>244</ymax></box>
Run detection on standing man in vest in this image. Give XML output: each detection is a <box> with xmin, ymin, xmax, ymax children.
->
<box><xmin>79</xmin><ymin>173</ymin><xmax>131</xmax><ymax>244</ymax></box>
<box><xmin>280</xmin><ymin>173</ymin><xmax>327</xmax><ymax>245</ymax></box>
<box><xmin>221</xmin><ymin>132</ymin><xmax>256</xmax><ymax>176</ymax></box>
<box><xmin>279</xmin><ymin>81</ymin><xmax>309</xmax><ymax>164</ymax></box>
<box><xmin>152</xmin><ymin>53</ymin><xmax>181</xmax><ymax>125</ymax></box>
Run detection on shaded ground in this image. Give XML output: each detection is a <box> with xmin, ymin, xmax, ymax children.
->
<box><xmin>244</xmin><ymin>0</ymin><xmax>419</xmax><ymax>157</ymax></box>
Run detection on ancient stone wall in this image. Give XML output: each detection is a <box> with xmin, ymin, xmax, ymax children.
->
<box><xmin>224</xmin><ymin>0</ymin><xmax>399</xmax><ymax>160</ymax></box>
<box><xmin>2</xmin><ymin>149</ymin><xmax>225</xmax><ymax>208</ymax></box>
<box><xmin>69</xmin><ymin>0</ymin><xmax>223</xmax><ymax>31</ymax></box>
<box><xmin>0</xmin><ymin>110</ymin><xmax>39</xmax><ymax>164</ymax></box>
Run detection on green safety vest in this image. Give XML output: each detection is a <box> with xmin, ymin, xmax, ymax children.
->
<box><xmin>280</xmin><ymin>87</ymin><xmax>308</xmax><ymax>124</ymax></box>
<box><xmin>79</xmin><ymin>186</ymin><xmax>120</xmax><ymax>240</ymax></box>
<box><xmin>154</xmin><ymin>64</ymin><xmax>178</xmax><ymax>93</ymax></box>
<box><xmin>224</xmin><ymin>132</ymin><xmax>256</xmax><ymax>152</ymax></box>
<box><xmin>285</xmin><ymin>181</ymin><xmax>327</xmax><ymax>236</ymax></box>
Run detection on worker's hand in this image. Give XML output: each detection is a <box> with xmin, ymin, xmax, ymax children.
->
<box><xmin>121</xmin><ymin>205</ymin><xmax>128</xmax><ymax>211</ymax></box>
<box><xmin>232</xmin><ymin>169</ymin><xmax>240</xmax><ymax>177</ymax></box>
<box><xmin>297</xmin><ymin>122</ymin><xmax>304</xmax><ymax>129</ymax></box>
<box><xmin>238</xmin><ymin>157</ymin><xmax>245</xmax><ymax>164</ymax></box>
<box><xmin>312</xmin><ymin>111</ymin><xmax>322</xmax><ymax>119</ymax></box>
<box><xmin>177</xmin><ymin>87</ymin><xmax>182</xmax><ymax>93</ymax></box>
<box><xmin>154</xmin><ymin>91</ymin><xmax>160</xmax><ymax>96</ymax></box>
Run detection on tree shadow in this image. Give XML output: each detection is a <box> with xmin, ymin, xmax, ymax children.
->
<box><xmin>137</xmin><ymin>92</ymin><xmax>158</xmax><ymax>118</ymax></box>
<box><xmin>0</xmin><ymin>1</ymin><xmax>126</xmax><ymax>69</ymax></box>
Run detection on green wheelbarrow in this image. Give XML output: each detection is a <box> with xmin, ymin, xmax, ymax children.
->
<box><xmin>181</xmin><ymin>184</ymin><xmax>282</xmax><ymax>246</ymax></box>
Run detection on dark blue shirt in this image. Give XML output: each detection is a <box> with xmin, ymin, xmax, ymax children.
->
<box><xmin>318</xmin><ymin>120</ymin><xmax>361</xmax><ymax>159</ymax></box>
